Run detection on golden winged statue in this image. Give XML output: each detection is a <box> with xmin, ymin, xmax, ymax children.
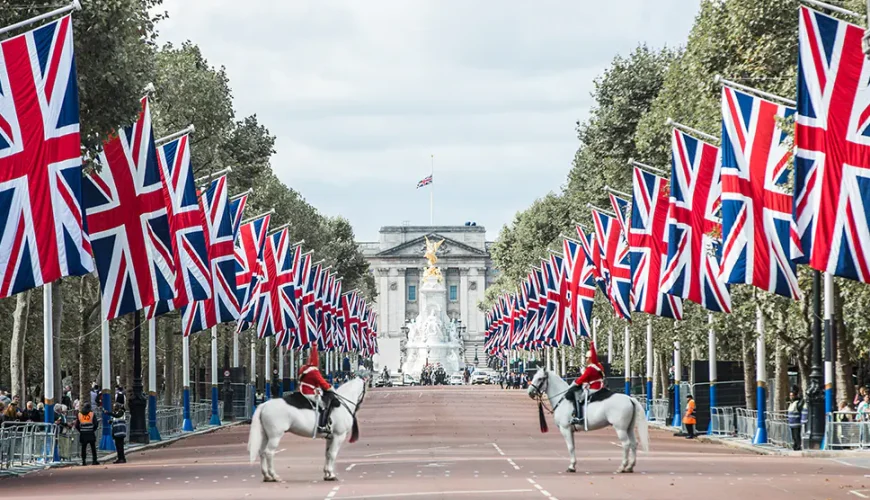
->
<box><xmin>423</xmin><ymin>236</ymin><xmax>445</xmax><ymax>280</ymax></box>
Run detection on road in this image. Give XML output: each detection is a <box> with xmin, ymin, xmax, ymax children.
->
<box><xmin>1</xmin><ymin>385</ymin><xmax>864</xmax><ymax>499</ymax></box>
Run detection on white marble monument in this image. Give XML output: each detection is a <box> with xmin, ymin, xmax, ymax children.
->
<box><xmin>400</xmin><ymin>237</ymin><xmax>464</xmax><ymax>376</ymax></box>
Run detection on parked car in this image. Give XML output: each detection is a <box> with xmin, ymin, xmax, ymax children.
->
<box><xmin>389</xmin><ymin>374</ymin><xmax>403</xmax><ymax>386</ymax></box>
<box><xmin>450</xmin><ymin>373</ymin><xmax>464</xmax><ymax>385</ymax></box>
<box><xmin>374</xmin><ymin>373</ymin><xmax>392</xmax><ymax>387</ymax></box>
<box><xmin>471</xmin><ymin>371</ymin><xmax>492</xmax><ymax>385</ymax></box>
<box><xmin>403</xmin><ymin>374</ymin><xmax>418</xmax><ymax>386</ymax></box>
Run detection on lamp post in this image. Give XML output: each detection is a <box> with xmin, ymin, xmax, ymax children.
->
<box><xmin>474</xmin><ymin>346</ymin><xmax>479</xmax><ymax>366</ymax></box>
<box><xmin>128</xmin><ymin>311</ymin><xmax>149</xmax><ymax>444</ymax></box>
<box><xmin>805</xmin><ymin>270</ymin><xmax>825</xmax><ymax>448</ymax></box>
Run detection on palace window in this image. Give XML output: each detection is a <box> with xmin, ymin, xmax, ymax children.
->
<box><xmin>449</xmin><ymin>285</ymin><xmax>458</xmax><ymax>302</ymax></box>
<box><xmin>408</xmin><ymin>285</ymin><xmax>417</xmax><ymax>302</ymax></box>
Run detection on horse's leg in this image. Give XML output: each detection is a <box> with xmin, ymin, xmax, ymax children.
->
<box><xmin>614</xmin><ymin>427</ymin><xmax>631</xmax><ymax>474</ymax></box>
<box><xmin>323</xmin><ymin>433</ymin><xmax>344</xmax><ymax>481</ymax></box>
<box><xmin>626</xmin><ymin>428</ymin><xmax>638</xmax><ymax>472</ymax></box>
<box><xmin>558</xmin><ymin>424</ymin><xmax>577</xmax><ymax>473</ymax></box>
<box><xmin>263</xmin><ymin>435</ymin><xmax>283</xmax><ymax>482</ymax></box>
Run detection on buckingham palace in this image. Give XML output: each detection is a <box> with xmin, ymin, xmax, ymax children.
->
<box><xmin>358</xmin><ymin>224</ymin><xmax>496</xmax><ymax>373</ymax></box>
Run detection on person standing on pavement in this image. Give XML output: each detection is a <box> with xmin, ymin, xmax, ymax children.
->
<box><xmin>683</xmin><ymin>394</ymin><xmax>697</xmax><ymax>439</ymax></box>
<box><xmin>75</xmin><ymin>403</ymin><xmax>99</xmax><ymax>466</ymax></box>
<box><xmin>110</xmin><ymin>403</ymin><xmax>127</xmax><ymax>464</ymax></box>
<box><xmin>787</xmin><ymin>386</ymin><xmax>804</xmax><ymax>451</ymax></box>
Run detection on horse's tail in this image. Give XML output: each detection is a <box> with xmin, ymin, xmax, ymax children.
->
<box><xmin>248</xmin><ymin>404</ymin><xmax>264</xmax><ymax>463</ymax></box>
<box><xmin>349</xmin><ymin>416</ymin><xmax>360</xmax><ymax>443</ymax></box>
<box><xmin>633</xmin><ymin>399</ymin><xmax>650</xmax><ymax>453</ymax></box>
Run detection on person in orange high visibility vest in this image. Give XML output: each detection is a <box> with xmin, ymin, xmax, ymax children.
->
<box><xmin>683</xmin><ymin>394</ymin><xmax>697</xmax><ymax>438</ymax></box>
<box><xmin>298</xmin><ymin>346</ymin><xmax>337</xmax><ymax>433</ymax></box>
<box><xmin>568</xmin><ymin>342</ymin><xmax>606</xmax><ymax>426</ymax></box>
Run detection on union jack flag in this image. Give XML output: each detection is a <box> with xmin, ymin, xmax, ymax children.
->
<box><xmin>630</xmin><ymin>167</ymin><xmax>683</xmax><ymax>318</ymax></box>
<box><xmin>662</xmin><ymin>128</ymin><xmax>732</xmax><ymax>313</ymax></box>
<box><xmin>563</xmin><ymin>238</ymin><xmax>595</xmax><ymax>337</ymax></box>
<box><xmin>255</xmin><ymin>228</ymin><xmax>294</xmax><ymax>339</ymax></box>
<box><xmin>794</xmin><ymin>7</ymin><xmax>870</xmax><ymax>282</ymax></box>
<box><xmin>520</xmin><ymin>272</ymin><xmax>540</xmax><ymax>346</ymax></box>
<box><xmin>417</xmin><ymin>175</ymin><xmax>433</xmax><ymax>188</ymax></box>
<box><xmin>84</xmin><ymin>97</ymin><xmax>175</xmax><ymax>320</ymax></box>
<box><xmin>234</xmin><ymin>214</ymin><xmax>270</xmax><ymax>333</ymax></box>
<box><xmin>542</xmin><ymin>254</ymin><xmax>573</xmax><ymax>346</ymax></box>
<box><xmin>291</xmin><ymin>252</ymin><xmax>314</xmax><ymax>349</ymax></box>
<box><xmin>591</xmin><ymin>208</ymin><xmax>632</xmax><ymax>319</ymax></box>
<box><xmin>147</xmin><ymin>134</ymin><xmax>211</xmax><ymax>318</ymax></box>
<box><xmin>341</xmin><ymin>291</ymin><xmax>360</xmax><ymax>352</ymax></box>
<box><xmin>720</xmin><ymin>86</ymin><xmax>801</xmax><ymax>299</ymax></box>
<box><xmin>0</xmin><ymin>15</ymin><xmax>94</xmax><ymax>298</ymax></box>
<box><xmin>576</xmin><ymin>224</ymin><xmax>605</xmax><ymax>288</ymax></box>
<box><xmin>229</xmin><ymin>191</ymin><xmax>248</xmax><ymax>242</ymax></box>
<box><xmin>301</xmin><ymin>260</ymin><xmax>321</xmax><ymax>347</ymax></box>
<box><xmin>181</xmin><ymin>176</ymin><xmax>240</xmax><ymax>336</ymax></box>
<box><xmin>274</xmin><ymin>243</ymin><xmax>301</xmax><ymax>347</ymax></box>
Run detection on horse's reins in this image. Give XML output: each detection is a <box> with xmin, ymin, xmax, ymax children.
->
<box><xmin>333</xmin><ymin>379</ymin><xmax>366</xmax><ymax>419</ymax></box>
<box><xmin>530</xmin><ymin>371</ymin><xmax>571</xmax><ymax>415</ymax></box>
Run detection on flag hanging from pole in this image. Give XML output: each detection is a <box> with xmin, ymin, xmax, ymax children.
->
<box><xmin>0</xmin><ymin>14</ymin><xmax>94</xmax><ymax>299</ymax></box>
<box><xmin>416</xmin><ymin>174</ymin><xmax>433</xmax><ymax>188</ymax></box>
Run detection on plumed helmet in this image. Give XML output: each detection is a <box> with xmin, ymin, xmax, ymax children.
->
<box><xmin>307</xmin><ymin>345</ymin><xmax>319</xmax><ymax>367</ymax></box>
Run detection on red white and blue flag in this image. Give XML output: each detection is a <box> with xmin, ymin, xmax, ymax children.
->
<box><xmin>794</xmin><ymin>7</ymin><xmax>870</xmax><ymax>282</ymax></box>
<box><xmin>234</xmin><ymin>213</ymin><xmax>270</xmax><ymax>333</ymax></box>
<box><xmin>274</xmin><ymin>243</ymin><xmax>301</xmax><ymax>347</ymax></box>
<box><xmin>255</xmin><ymin>228</ymin><xmax>293</xmax><ymax>339</ymax></box>
<box><xmin>629</xmin><ymin>167</ymin><xmax>683</xmax><ymax>319</ymax></box>
<box><xmin>720</xmin><ymin>86</ymin><xmax>801</xmax><ymax>300</ymax></box>
<box><xmin>591</xmin><ymin>208</ymin><xmax>632</xmax><ymax>319</ymax></box>
<box><xmin>416</xmin><ymin>174</ymin><xmax>433</xmax><ymax>188</ymax></box>
<box><xmin>147</xmin><ymin>134</ymin><xmax>211</xmax><ymax>318</ymax></box>
<box><xmin>662</xmin><ymin>128</ymin><xmax>732</xmax><ymax>313</ymax></box>
<box><xmin>0</xmin><ymin>15</ymin><xmax>94</xmax><ymax>299</ymax></box>
<box><xmin>229</xmin><ymin>191</ymin><xmax>248</xmax><ymax>242</ymax></box>
<box><xmin>563</xmin><ymin>237</ymin><xmax>595</xmax><ymax>337</ymax></box>
<box><xmin>85</xmin><ymin>97</ymin><xmax>175</xmax><ymax>320</ymax></box>
<box><xmin>181</xmin><ymin>175</ymin><xmax>240</xmax><ymax>336</ymax></box>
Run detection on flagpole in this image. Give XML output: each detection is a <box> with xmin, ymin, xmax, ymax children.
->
<box><xmin>430</xmin><ymin>154</ymin><xmax>434</xmax><ymax>225</ymax></box>
<box><xmin>0</xmin><ymin>0</ymin><xmax>81</xmax><ymax>38</ymax></box>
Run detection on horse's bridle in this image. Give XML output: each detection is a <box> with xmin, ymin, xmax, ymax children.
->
<box><xmin>334</xmin><ymin>378</ymin><xmax>366</xmax><ymax>419</ymax></box>
<box><xmin>529</xmin><ymin>370</ymin><xmax>571</xmax><ymax>414</ymax></box>
<box><xmin>529</xmin><ymin>371</ymin><xmax>549</xmax><ymax>398</ymax></box>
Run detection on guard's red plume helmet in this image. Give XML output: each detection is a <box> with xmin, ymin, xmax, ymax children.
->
<box><xmin>307</xmin><ymin>345</ymin><xmax>320</xmax><ymax>367</ymax></box>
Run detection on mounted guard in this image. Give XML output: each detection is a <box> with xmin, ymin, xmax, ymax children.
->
<box><xmin>298</xmin><ymin>346</ymin><xmax>338</xmax><ymax>434</ymax></box>
<box><xmin>567</xmin><ymin>341</ymin><xmax>605</xmax><ymax>426</ymax></box>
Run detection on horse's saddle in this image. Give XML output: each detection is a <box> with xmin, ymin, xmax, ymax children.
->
<box><xmin>281</xmin><ymin>391</ymin><xmax>341</xmax><ymax>411</ymax></box>
<box><xmin>565</xmin><ymin>388</ymin><xmax>614</xmax><ymax>404</ymax></box>
<box><xmin>282</xmin><ymin>391</ymin><xmax>314</xmax><ymax>410</ymax></box>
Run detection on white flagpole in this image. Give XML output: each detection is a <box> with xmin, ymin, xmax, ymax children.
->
<box><xmin>429</xmin><ymin>154</ymin><xmax>434</xmax><ymax>225</ymax></box>
<box><xmin>43</xmin><ymin>284</ymin><xmax>55</xmax><ymax>424</ymax></box>
<box><xmin>0</xmin><ymin>0</ymin><xmax>81</xmax><ymax>38</ymax></box>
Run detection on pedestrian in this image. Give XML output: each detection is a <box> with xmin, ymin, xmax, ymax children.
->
<box><xmin>75</xmin><ymin>403</ymin><xmax>99</xmax><ymax>466</ymax></box>
<box><xmin>115</xmin><ymin>386</ymin><xmax>126</xmax><ymax>407</ymax></box>
<box><xmin>683</xmin><ymin>394</ymin><xmax>697</xmax><ymax>439</ymax></box>
<box><xmin>62</xmin><ymin>386</ymin><xmax>72</xmax><ymax>408</ymax></box>
<box><xmin>855</xmin><ymin>386</ymin><xmax>867</xmax><ymax>407</ymax></box>
<box><xmin>89</xmin><ymin>384</ymin><xmax>99</xmax><ymax>409</ymax></box>
<box><xmin>787</xmin><ymin>386</ymin><xmax>804</xmax><ymax>451</ymax></box>
<box><xmin>110</xmin><ymin>403</ymin><xmax>127</xmax><ymax>464</ymax></box>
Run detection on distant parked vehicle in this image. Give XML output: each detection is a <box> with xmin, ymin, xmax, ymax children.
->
<box><xmin>403</xmin><ymin>374</ymin><xmax>418</xmax><ymax>386</ymax></box>
<box><xmin>450</xmin><ymin>373</ymin><xmax>464</xmax><ymax>385</ymax></box>
<box><xmin>472</xmin><ymin>371</ymin><xmax>492</xmax><ymax>385</ymax></box>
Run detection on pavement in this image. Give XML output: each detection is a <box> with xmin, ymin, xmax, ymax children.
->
<box><xmin>1</xmin><ymin>385</ymin><xmax>866</xmax><ymax>499</ymax></box>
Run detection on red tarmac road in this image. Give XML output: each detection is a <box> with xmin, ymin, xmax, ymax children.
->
<box><xmin>1</xmin><ymin>385</ymin><xmax>865</xmax><ymax>499</ymax></box>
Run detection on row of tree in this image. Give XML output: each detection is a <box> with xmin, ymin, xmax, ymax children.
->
<box><xmin>0</xmin><ymin>0</ymin><xmax>375</xmax><ymax>405</ymax></box>
<box><xmin>483</xmin><ymin>0</ymin><xmax>870</xmax><ymax>411</ymax></box>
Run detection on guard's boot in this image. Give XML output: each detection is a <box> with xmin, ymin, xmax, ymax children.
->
<box><xmin>318</xmin><ymin>405</ymin><xmax>333</xmax><ymax>435</ymax></box>
<box><xmin>571</xmin><ymin>398</ymin><xmax>584</xmax><ymax>426</ymax></box>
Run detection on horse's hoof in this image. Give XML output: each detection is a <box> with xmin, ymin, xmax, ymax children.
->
<box><xmin>263</xmin><ymin>477</ymin><xmax>276</xmax><ymax>483</ymax></box>
<box><xmin>324</xmin><ymin>475</ymin><xmax>338</xmax><ymax>482</ymax></box>
<box><xmin>567</xmin><ymin>467</ymin><xmax>576</xmax><ymax>473</ymax></box>
<box><xmin>624</xmin><ymin>469</ymin><xmax>634</xmax><ymax>474</ymax></box>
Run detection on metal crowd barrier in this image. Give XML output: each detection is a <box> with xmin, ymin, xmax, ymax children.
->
<box><xmin>650</xmin><ymin>399</ymin><xmax>669</xmax><ymax>424</ymax></box>
<box><xmin>764</xmin><ymin>411</ymin><xmax>793</xmax><ymax>449</ymax></box>
<box><xmin>0</xmin><ymin>422</ymin><xmax>59</xmax><ymax>474</ymax></box>
<box><xmin>709</xmin><ymin>406</ymin><xmax>736</xmax><ymax>436</ymax></box>
<box><xmin>635</xmin><ymin>396</ymin><xmax>648</xmax><ymax>412</ymax></box>
<box><xmin>735</xmin><ymin>408</ymin><xmax>758</xmax><ymax>440</ymax></box>
<box><xmin>825</xmin><ymin>412</ymin><xmax>870</xmax><ymax>450</ymax></box>
<box><xmin>156</xmin><ymin>406</ymin><xmax>184</xmax><ymax>438</ymax></box>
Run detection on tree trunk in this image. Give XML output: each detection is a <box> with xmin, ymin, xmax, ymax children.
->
<box><xmin>163</xmin><ymin>320</ymin><xmax>174</xmax><ymax>405</ymax></box>
<box><xmin>658</xmin><ymin>350</ymin><xmax>668</xmax><ymax>399</ymax></box>
<box><xmin>774</xmin><ymin>337</ymin><xmax>788</xmax><ymax>412</ymax></box>
<box><xmin>10</xmin><ymin>291</ymin><xmax>30</xmax><ymax>397</ymax></box>
<box><xmin>833</xmin><ymin>280</ymin><xmax>854</xmax><ymax>407</ymax></box>
<box><xmin>742</xmin><ymin>329</ymin><xmax>756</xmax><ymax>410</ymax></box>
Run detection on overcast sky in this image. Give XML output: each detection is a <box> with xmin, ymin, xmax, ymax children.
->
<box><xmin>156</xmin><ymin>1</ymin><xmax>701</xmax><ymax>241</ymax></box>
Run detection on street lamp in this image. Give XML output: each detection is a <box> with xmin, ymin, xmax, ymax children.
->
<box><xmin>474</xmin><ymin>346</ymin><xmax>479</xmax><ymax>366</ymax></box>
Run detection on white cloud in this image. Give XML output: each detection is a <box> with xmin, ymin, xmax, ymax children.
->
<box><xmin>156</xmin><ymin>0</ymin><xmax>700</xmax><ymax>239</ymax></box>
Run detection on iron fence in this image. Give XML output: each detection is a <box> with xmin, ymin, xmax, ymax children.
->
<box><xmin>0</xmin><ymin>422</ymin><xmax>58</xmax><ymax>474</ymax></box>
<box><xmin>825</xmin><ymin>412</ymin><xmax>870</xmax><ymax>449</ymax></box>
<box><xmin>709</xmin><ymin>406</ymin><xmax>736</xmax><ymax>436</ymax></box>
<box><xmin>764</xmin><ymin>410</ymin><xmax>793</xmax><ymax>449</ymax></box>
<box><xmin>650</xmin><ymin>399</ymin><xmax>670</xmax><ymax>424</ymax></box>
<box><xmin>735</xmin><ymin>408</ymin><xmax>758</xmax><ymax>440</ymax></box>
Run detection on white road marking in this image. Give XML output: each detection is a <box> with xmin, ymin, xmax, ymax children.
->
<box><xmin>492</xmin><ymin>443</ymin><xmax>505</xmax><ymax>456</ymax></box>
<box><xmin>527</xmin><ymin>477</ymin><xmax>559</xmax><ymax>500</ymax></box>
<box><xmin>335</xmin><ymin>490</ymin><xmax>535</xmax><ymax>499</ymax></box>
<box><xmin>325</xmin><ymin>486</ymin><xmax>340</xmax><ymax>499</ymax></box>
<box><xmin>364</xmin><ymin>446</ymin><xmax>450</xmax><ymax>457</ymax></box>
<box><xmin>506</xmin><ymin>458</ymin><xmax>520</xmax><ymax>470</ymax></box>
<box><xmin>345</xmin><ymin>463</ymin><xmax>356</xmax><ymax>471</ymax></box>
<box><xmin>850</xmin><ymin>491</ymin><xmax>870</xmax><ymax>499</ymax></box>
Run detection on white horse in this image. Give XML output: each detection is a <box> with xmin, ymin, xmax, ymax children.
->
<box><xmin>248</xmin><ymin>375</ymin><xmax>368</xmax><ymax>482</ymax></box>
<box><xmin>527</xmin><ymin>369</ymin><xmax>649</xmax><ymax>473</ymax></box>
